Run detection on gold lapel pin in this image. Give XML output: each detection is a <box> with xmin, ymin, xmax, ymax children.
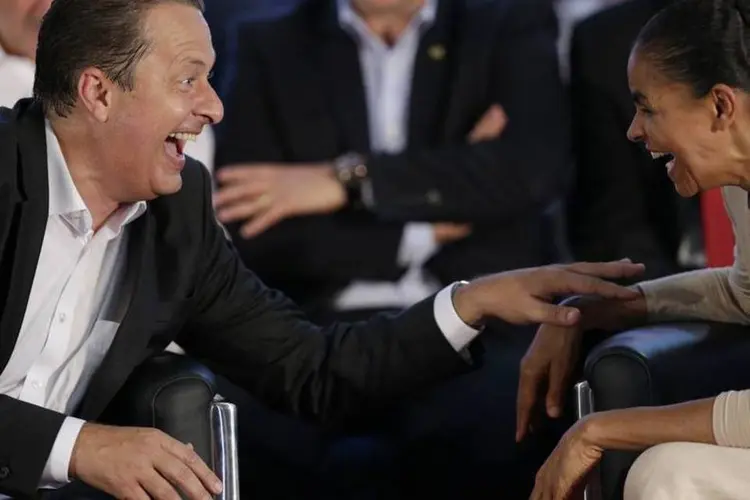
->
<box><xmin>428</xmin><ymin>44</ymin><xmax>446</xmax><ymax>61</ymax></box>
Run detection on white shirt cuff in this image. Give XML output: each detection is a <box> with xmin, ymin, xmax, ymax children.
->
<box><xmin>41</xmin><ymin>417</ymin><xmax>86</xmax><ymax>488</ymax></box>
<box><xmin>397</xmin><ymin>223</ymin><xmax>439</xmax><ymax>267</ymax></box>
<box><xmin>433</xmin><ymin>283</ymin><xmax>481</xmax><ymax>352</ymax></box>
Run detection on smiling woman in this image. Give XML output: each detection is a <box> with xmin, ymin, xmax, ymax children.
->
<box><xmin>523</xmin><ymin>0</ymin><xmax>750</xmax><ymax>499</ymax></box>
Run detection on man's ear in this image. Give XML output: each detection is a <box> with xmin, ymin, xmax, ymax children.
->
<box><xmin>77</xmin><ymin>67</ymin><xmax>115</xmax><ymax>122</ymax></box>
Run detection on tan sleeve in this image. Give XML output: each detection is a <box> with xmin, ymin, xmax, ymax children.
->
<box><xmin>713</xmin><ymin>391</ymin><xmax>750</xmax><ymax>448</ymax></box>
<box><xmin>638</xmin><ymin>187</ymin><xmax>750</xmax><ymax>325</ymax></box>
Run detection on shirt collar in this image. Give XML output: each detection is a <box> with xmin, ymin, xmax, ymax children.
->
<box><xmin>45</xmin><ymin>120</ymin><xmax>147</xmax><ymax>236</ymax></box>
<box><xmin>337</xmin><ymin>0</ymin><xmax>438</xmax><ymax>38</ymax></box>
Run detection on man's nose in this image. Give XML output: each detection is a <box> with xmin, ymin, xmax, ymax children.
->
<box><xmin>198</xmin><ymin>84</ymin><xmax>225</xmax><ymax>126</ymax></box>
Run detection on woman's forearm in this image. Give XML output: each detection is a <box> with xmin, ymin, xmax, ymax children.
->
<box><xmin>581</xmin><ymin>399</ymin><xmax>716</xmax><ymax>452</ymax></box>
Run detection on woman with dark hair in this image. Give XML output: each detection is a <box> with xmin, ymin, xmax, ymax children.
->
<box><xmin>525</xmin><ymin>0</ymin><xmax>750</xmax><ymax>498</ymax></box>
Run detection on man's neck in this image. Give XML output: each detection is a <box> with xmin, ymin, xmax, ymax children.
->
<box><xmin>350</xmin><ymin>0</ymin><xmax>425</xmax><ymax>45</ymax></box>
<box><xmin>50</xmin><ymin>119</ymin><xmax>121</xmax><ymax>231</ymax></box>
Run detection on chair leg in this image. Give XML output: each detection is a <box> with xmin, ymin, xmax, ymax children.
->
<box><xmin>210</xmin><ymin>397</ymin><xmax>240</xmax><ymax>500</ymax></box>
<box><xmin>574</xmin><ymin>381</ymin><xmax>601</xmax><ymax>500</ymax></box>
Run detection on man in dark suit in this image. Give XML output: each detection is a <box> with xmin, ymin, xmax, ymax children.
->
<box><xmin>0</xmin><ymin>0</ymin><xmax>644</xmax><ymax>499</ymax></box>
<box><xmin>213</xmin><ymin>0</ymin><xmax>571</xmax><ymax>323</ymax></box>
<box><xmin>211</xmin><ymin>0</ymin><xmax>573</xmax><ymax>496</ymax></box>
<box><xmin>566</xmin><ymin>0</ymin><xmax>699</xmax><ymax>282</ymax></box>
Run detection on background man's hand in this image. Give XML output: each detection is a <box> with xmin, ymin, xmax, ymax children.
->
<box><xmin>214</xmin><ymin>164</ymin><xmax>346</xmax><ymax>238</ymax></box>
<box><xmin>432</xmin><ymin>222</ymin><xmax>472</xmax><ymax>244</ymax></box>
<box><xmin>429</xmin><ymin>104</ymin><xmax>508</xmax><ymax>244</ymax></box>
<box><xmin>70</xmin><ymin>423</ymin><xmax>222</xmax><ymax>500</ymax></box>
<box><xmin>468</xmin><ymin>104</ymin><xmax>507</xmax><ymax>144</ymax></box>
<box><xmin>452</xmin><ymin>260</ymin><xmax>646</xmax><ymax>328</ymax></box>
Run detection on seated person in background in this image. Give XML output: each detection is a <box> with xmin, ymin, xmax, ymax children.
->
<box><xmin>0</xmin><ymin>0</ymin><xmax>216</xmax><ymax>170</ymax></box>
<box><xmin>0</xmin><ymin>0</ymin><xmax>645</xmax><ymax>498</ymax></box>
<box><xmin>213</xmin><ymin>0</ymin><xmax>571</xmax><ymax>496</ymax></box>
<box><xmin>519</xmin><ymin>0</ymin><xmax>750</xmax><ymax>498</ymax></box>
<box><xmin>566</xmin><ymin>0</ymin><xmax>705</xmax><ymax>281</ymax></box>
<box><xmin>202</xmin><ymin>0</ymin><xmax>298</xmax><ymax>98</ymax></box>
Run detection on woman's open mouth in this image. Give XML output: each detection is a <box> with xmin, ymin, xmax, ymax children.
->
<box><xmin>650</xmin><ymin>151</ymin><xmax>676</xmax><ymax>172</ymax></box>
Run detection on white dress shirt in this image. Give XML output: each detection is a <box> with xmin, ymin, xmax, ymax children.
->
<box><xmin>0</xmin><ymin>123</ymin><xmax>479</xmax><ymax>495</ymax></box>
<box><xmin>0</xmin><ymin>123</ymin><xmax>146</xmax><ymax>496</ymax></box>
<box><xmin>334</xmin><ymin>0</ymin><xmax>443</xmax><ymax>311</ymax></box>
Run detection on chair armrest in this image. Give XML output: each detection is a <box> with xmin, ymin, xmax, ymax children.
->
<box><xmin>102</xmin><ymin>353</ymin><xmax>217</xmax><ymax>465</ymax></box>
<box><xmin>585</xmin><ymin>322</ymin><xmax>750</xmax><ymax>408</ymax></box>
<box><xmin>580</xmin><ymin>322</ymin><xmax>750</xmax><ymax>500</ymax></box>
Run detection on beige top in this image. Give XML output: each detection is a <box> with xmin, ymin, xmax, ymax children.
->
<box><xmin>638</xmin><ymin>186</ymin><xmax>750</xmax><ymax>447</ymax></box>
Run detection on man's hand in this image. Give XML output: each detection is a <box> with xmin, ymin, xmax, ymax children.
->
<box><xmin>452</xmin><ymin>260</ymin><xmax>646</xmax><ymax>328</ymax></box>
<box><xmin>432</xmin><ymin>222</ymin><xmax>472</xmax><ymax>244</ymax></box>
<box><xmin>516</xmin><ymin>322</ymin><xmax>583</xmax><ymax>442</ymax></box>
<box><xmin>468</xmin><ymin>104</ymin><xmax>507</xmax><ymax>144</ymax></box>
<box><xmin>70</xmin><ymin>423</ymin><xmax>222</xmax><ymax>500</ymax></box>
<box><xmin>214</xmin><ymin>164</ymin><xmax>346</xmax><ymax>238</ymax></box>
<box><xmin>428</xmin><ymin>105</ymin><xmax>508</xmax><ymax>243</ymax></box>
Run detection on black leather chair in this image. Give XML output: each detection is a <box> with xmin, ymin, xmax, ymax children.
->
<box><xmin>101</xmin><ymin>353</ymin><xmax>240</xmax><ymax>500</ymax></box>
<box><xmin>574</xmin><ymin>322</ymin><xmax>750</xmax><ymax>500</ymax></box>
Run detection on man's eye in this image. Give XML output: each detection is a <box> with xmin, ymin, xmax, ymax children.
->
<box><xmin>181</xmin><ymin>77</ymin><xmax>197</xmax><ymax>86</ymax></box>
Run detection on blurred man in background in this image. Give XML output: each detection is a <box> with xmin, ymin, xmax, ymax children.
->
<box><xmin>212</xmin><ymin>0</ymin><xmax>572</xmax><ymax>497</ymax></box>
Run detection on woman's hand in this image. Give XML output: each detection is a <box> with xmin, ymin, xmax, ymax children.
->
<box><xmin>531</xmin><ymin>419</ymin><xmax>603</xmax><ymax>500</ymax></box>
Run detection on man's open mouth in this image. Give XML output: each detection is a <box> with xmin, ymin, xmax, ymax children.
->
<box><xmin>164</xmin><ymin>132</ymin><xmax>198</xmax><ymax>160</ymax></box>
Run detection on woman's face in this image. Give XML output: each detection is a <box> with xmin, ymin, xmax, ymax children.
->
<box><xmin>626</xmin><ymin>48</ymin><xmax>743</xmax><ymax>197</ymax></box>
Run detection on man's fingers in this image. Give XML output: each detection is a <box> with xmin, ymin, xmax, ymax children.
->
<box><xmin>527</xmin><ymin>301</ymin><xmax>581</xmax><ymax>327</ymax></box>
<box><xmin>138</xmin><ymin>469</ymin><xmax>182</xmax><ymax>500</ymax></box>
<box><xmin>216</xmin><ymin>165</ymin><xmax>271</xmax><ymax>183</ymax></box>
<box><xmin>550</xmin><ymin>271</ymin><xmax>641</xmax><ymax>300</ymax></box>
<box><xmin>563</xmin><ymin>260</ymin><xmax>646</xmax><ymax>279</ymax></box>
<box><xmin>468</xmin><ymin>104</ymin><xmax>507</xmax><ymax>143</ymax></box>
<box><xmin>213</xmin><ymin>183</ymin><xmax>268</xmax><ymax>209</ymax></box>
<box><xmin>240</xmin><ymin>209</ymin><xmax>284</xmax><ymax>239</ymax></box>
<box><xmin>216</xmin><ymin>195</ymin><xmax>273</xmax><ymax>224</ymax></box>
<box><xmin>164</xmin><ymin>441</ymin><xmax>222</xmax><ymax>496</ymax></box>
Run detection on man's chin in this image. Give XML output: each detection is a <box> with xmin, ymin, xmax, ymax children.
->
<box><xmin>155</xmin><ymin>175</ymin><xmax>184</xmax><ymax>197</ymax></box>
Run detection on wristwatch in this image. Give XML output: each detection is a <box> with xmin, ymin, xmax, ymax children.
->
<box><xmin>333</xmin><ymin>152</ymin><xmax>369</xmax><ymax>204</ymax></box>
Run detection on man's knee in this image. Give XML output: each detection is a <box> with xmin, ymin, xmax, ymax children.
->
<box><xmin>624</xmin><ymin>442</ymin><xmax>704</xmax><ymax>500</ymax></box>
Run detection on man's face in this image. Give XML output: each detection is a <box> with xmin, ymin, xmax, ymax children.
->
<box><xmin>0</xmin><ymin>0</ymin><xmax>52</xmax><ymax>59</ymax></box>
<box><xmin>94</xmin><ymin>3</ymin><xmax>223</xmax><ymax>203</ymax></box>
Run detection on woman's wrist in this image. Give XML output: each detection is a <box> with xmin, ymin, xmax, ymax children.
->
<box><xmin>563</xmin><ymin>291</ymin><xmax>647</xmax><ymax>332</ymax></box>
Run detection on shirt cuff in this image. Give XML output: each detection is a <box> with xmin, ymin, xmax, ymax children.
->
<box><xmin>433</xmin><ymin>283</ymin><xmax>481</xmax><ymax>352</ymax></box>
<box><xmin>41</xmin><ymin>417</ymin><xmax>86</xmax><ymax>488</ymax></box>
<box><xmin>397</xmin><ymin>223</ymin><xmax>439</xmax><ymax>267</ymax></box>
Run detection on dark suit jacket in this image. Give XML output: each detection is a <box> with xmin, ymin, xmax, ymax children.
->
<box><xmin>0</xmin><ymin>100</ymin><xmax>474</xmax><ymax>499</ymax></box>
<box><xmin>215</xmin><ymin>0</ymin><xmax>570</xmax><ymax>317</ymax></box>
<box><xmin>566</xmin><ymin>0</ymin><xmax>690</xmax><ymax>281</ymax></box>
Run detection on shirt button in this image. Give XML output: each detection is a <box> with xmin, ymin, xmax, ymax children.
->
<box><xmin>59</xmin><ymin>312</ymin><xmax>67</xmax><ymax>322</ymax></box>
<box><xmin>0</xmin><ymin>465</ymin><xmax>10</xmax><ymax>480</ymax></box>
<box><xmin>31</xmin><ymin>380</ymin><xmax>43</xmax><ymax>389</ymax></box>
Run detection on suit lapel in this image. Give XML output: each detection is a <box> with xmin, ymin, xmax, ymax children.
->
<box><xmin>77</xmin><ymin>211</ymin><xmax>158</xmax><ymax>420</ymax></box>
<box><xmin>316</xmin><ymin>2</ymin><xmax>370</xmax><ymax>153</ymax></box>
<box><xmin>0</xmin><ymin>101</ymin><xmax>49</xmax><ymax>372</ymax></box>
<box><xmin>407</xmin><ymin>0</ymin><xmax>459</xmax><ymax>148</ymax></box>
